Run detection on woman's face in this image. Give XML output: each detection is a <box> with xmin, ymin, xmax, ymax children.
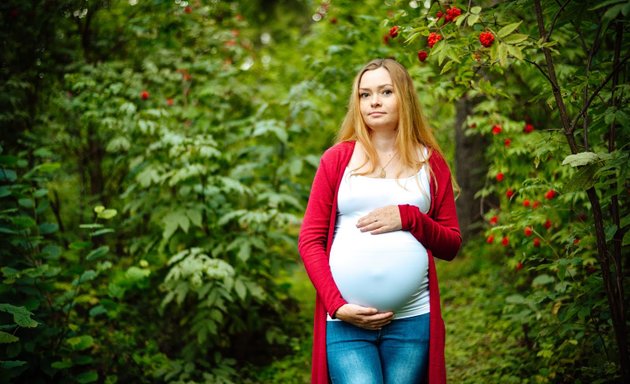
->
<box><xmin>358</xmin><ymin>67</ymin><xmax>399</xmax><ymax>132</ymax></box>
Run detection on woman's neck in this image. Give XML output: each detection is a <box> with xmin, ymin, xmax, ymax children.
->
<box><xmin>370</xmin><ymin>130</ymin><xmax>397</xmax><ymax>153</ymax></box>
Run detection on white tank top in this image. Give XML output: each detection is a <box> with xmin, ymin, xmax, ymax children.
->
<box><xmin>328</xmin><ymin>165</ymin><xmax>431</xmax><ymax>320</ymax></box>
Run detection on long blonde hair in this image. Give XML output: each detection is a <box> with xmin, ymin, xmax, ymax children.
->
<box><xmin>336</xmin><ymin>58</ymin><xmax>458</xmax><ymax>195</ymax></box>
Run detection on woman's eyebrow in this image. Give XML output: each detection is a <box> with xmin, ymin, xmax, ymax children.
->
<box><xmin>358</xmin><ymin>84</ymin><xmax>393</xmax><ymax>91</ymax></box>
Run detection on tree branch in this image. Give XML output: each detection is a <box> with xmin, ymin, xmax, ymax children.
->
<box><xmin>569</xmin><ymin>54</ymin><xmax>630</xmax><ymax>134</ymax></box>
<box><xmin>547</xmin><ymin>0</ymin><xmax>572</xmax><ymax>40</ymax></box>
<box><xmin>533</xmin><ymin>0</ymin><xmax>576</xmax><ymax>153</ymax></box>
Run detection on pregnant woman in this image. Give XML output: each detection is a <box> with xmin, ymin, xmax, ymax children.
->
<box><xmin>298</xmin><ymin>58</ymin><xmax>461</xmax><ymax>384</ymax></box>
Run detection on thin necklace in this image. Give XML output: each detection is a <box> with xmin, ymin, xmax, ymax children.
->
<box><xmin>378</xmin><ymin>152</ymin><xmax>396</xmax><ymax>178</ymax></box>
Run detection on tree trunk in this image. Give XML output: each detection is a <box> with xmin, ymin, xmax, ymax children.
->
<box><xmin>454</xmin><ymin>95</ymin><xmax>489</xmax><ymax>241</ymax></box>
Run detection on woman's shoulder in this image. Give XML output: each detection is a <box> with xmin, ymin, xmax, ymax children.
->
<box><xmin>427</xmin><ymin>149</ymin><xmax>452</xmax><ymax>175</ymax></box>
<box><xmin>321</xmin><ymin>140</ymin><xmax>355</xmax><ymax>162</ymax></box>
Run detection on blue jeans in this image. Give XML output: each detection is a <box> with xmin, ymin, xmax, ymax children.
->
<box><xmin>326</xmin><ymin>313</ymin><xmax>430</xmax><ymax>384</ymax></box>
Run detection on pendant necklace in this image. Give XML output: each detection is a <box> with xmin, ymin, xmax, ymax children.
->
<box><xmin>378</xmin><ymin>153</ymin><xmax>396</xmax><ymax>178</ymax></box>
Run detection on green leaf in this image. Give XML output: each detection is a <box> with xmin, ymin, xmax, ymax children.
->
<box><xmin>12</xmin><ymin>215</ymin><xmax>36</xmax><ymax>229</ymax></box>
<box><xmin>507</xmin><ymin>45</ymin><xmax>524</xmax><ymax>60</ymax></box>
<box><xmin>605</xmin><ymin>225</ymin><xmax>617</xmax><ymax>242</ymax></box>
<box><xmin>41</xmin><ymin>245</ymin><xmax>62</xmax><ymax>260</ymax></box>
<box><xmin>86</xmin><ymin>246</ymin><xmax>109</xmax><ymax>261</ymax></box>
<box><xmin>0</xmin><ymin>331</ymin><xmax>19</xmax><ymax>343</ymax></box>
<box><xmin>533</xmin><ymin>274</ymin><xmax>554</xmax><ymax>286</ymax></box>
<box><xmin>89</xmin><ymin>305</ymin><xmax>107</xmax><ymax>317</ymax></box>
<box><xmin>603</xmin><ymin>3</ymin><xmax>625</xmax><ymax>20</ymax></box>
<box><xmin>470</xmin><ymin>6</ymin><xmax>482</xmax><ymax>14</ymax></box>
<box><xmin>90</xmin><ymin>228</ymin><xmax>114</xmax><ymax>237</ymax></box>
<box><xmin>234</xmin><ymin>279</ymin><xmax>247</xmax><ymax>300</ymax></box>
<box><xmin>51</xmin><ymin>359</ymin><xmax>74</xmax><ymax>369</ymax></box>
<box><xmin>506</xmin><ymin>294</ymin><xmax>526</xmax><ymax>304</ymax></box>
<box><xmin>498</xmin><ymin>43</ymin><xmax>508</xmax><ymax>66</ymax></box>
<box><xmin>163</xmin><ymin>210</ymin><xmax>190</xmax><ymax>238</ymax></box>
<box><xmin>76</xmin><ymin>370</ymin><xmax>99</xmax><ymax>383</ymax></box>
<box><xmin>18</xmin><ymin>198</ymin><xmax>34</xmax><ymax>208</ymax></box>
<box><xmin>70</xmin><ymin>241</ymin><xmax>93</xmax><ymax>250</ymax></box>
<box><xmin>39</xmin><ymin>222</ymin><xmax>59</xmax><ymax>235</ymax></box>
<box><xmin>0</xmin><ymin>168</ymin><xmax>17</xmax><ymax>182</ymax></box>
<box><xmin>125</xmin><ymin>266</ymin><xmax>151</xmax><ymax>282</ymax></box>
<box><xmin>467</xmin><ymin>14</ymin><xmax>479</xmax><ymax>26</ymax></box>
<box><xmin>589</xmin><ymin>0</ymin><xmax>624</xmax><ymax>11</ymax></box>
<box><xmin>562</xmin><ymin>152</ymin><xmax>599</xmax><ymax>167</ymax></box>
<box><xmin>503</xmin><ymin>34</ymin><xmax>529</xmax><ymax>44</ymax></box>
<box><xmin>0</xmin><ymin>360</ymin><xmax>26</xmax><ymax>369</ymax></box>
<box><xmin>75</xmin><ymin>270</ymin><xmax>98</xmax><ymax>285</ymax></box>
<box><xmin>33</xmin><ymin>188</ymin><xmax>49</xmax><ymax>198</ymax></box>
<box><xmin>497</xmin><ymin>21</ymin><xmax>522</xmax><ymax>38</ymax></box>
<box><xmin>97</xmin><ymin>209</ymin><xmax>117</xmax><ymax>220</ymax></box>
<box><xmin>187</xmin><ymin>209</ymin><xmax>202</xmax><ymax>228</ymax></box>
<box><xmin>66</xmin><ymin>335</ymin><xmax>94</xmax><ymax>351</ymax></box>
<box><xmin>0</xmin><ymin>304</ymin><xmax>38</xmax><ymax>327</ymax></box>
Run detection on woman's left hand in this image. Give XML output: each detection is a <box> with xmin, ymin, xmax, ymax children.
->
<box><xmin>356</xmin><ymin>205</ymin><xmax>402</xmax><ymax>235</ymax></box>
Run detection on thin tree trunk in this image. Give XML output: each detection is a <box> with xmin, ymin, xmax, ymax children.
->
<box><xmin>533</xmin><ymin>0</ymin><xmax>629</xmax><ymax>380</ymax></box>
<box><xmin>454</xmin><ymin>96</ymin><xmax>488</xmax><ymax>241</ymax></box>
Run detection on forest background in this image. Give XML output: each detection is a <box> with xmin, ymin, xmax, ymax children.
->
<box><xmin>1</xmin><ymin>0</ymin><xmax>628</xmax><ymax>383</ymax></box>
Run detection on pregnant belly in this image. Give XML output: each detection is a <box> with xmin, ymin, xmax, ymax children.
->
<box><xmin>329</xmin><ymin>231</ymin><xmax>428</xmax><ymax>312</ymax></box>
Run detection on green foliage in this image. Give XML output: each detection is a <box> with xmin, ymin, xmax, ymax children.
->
<box><xmin>1</xmin><ymin>0</ymin><xmax>628</xmax><ymax>382</ymax></box>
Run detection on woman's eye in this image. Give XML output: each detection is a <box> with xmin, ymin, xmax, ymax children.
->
<box><xmin>360</xmin><ymin>92</ymin><xmax>370</xmax><ymax>98</ymax></box>
<box><xmin>382</xmin><ymin>89</ymin><xmax>393</xmax><ymax>96</ymax></box>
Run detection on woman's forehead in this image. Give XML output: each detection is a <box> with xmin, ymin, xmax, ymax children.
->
<box><xmin>359</xmin><ymin>67</ymin><xmax>392</xmax><ymax>88</ymax></box>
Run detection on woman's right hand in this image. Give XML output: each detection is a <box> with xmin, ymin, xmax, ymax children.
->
<box><xmin>333</xmin><ymin>304</ymin><xmax>394</xmax><ymax>330</ymax></box>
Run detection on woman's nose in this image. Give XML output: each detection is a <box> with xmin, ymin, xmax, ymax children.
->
<box><xmin>370</xmin><ymin>94</ymin><xmax>381</xmax><ymax>107</ymax></box>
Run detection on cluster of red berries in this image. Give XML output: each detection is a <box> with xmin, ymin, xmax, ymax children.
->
<box><xmin>436</xmin><ymin>6</ymin><xmax>462</xmax><ymax>23</ymax></box>
<box><xmin>479</xmin><ymin>31</ymin><xmax>494</xmax><ymax>47</ymax></box>
<box><xmin>427</xmin><ymin>32</ymin><xmax>442</xmax><ymax>48</ymax></box>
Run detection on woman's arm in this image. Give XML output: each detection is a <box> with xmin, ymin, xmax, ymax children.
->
<box><xmin>398</xmin><ymin>156</ymin><xmax>462</xmax><ymax>261</ymax></box>
<box><xmin>297</xmin><ymin>152</ymin><xmax>348</xmax><ymax>318</ymax></box>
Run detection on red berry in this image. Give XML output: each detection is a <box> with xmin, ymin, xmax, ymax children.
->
<box><xmin>417</xmin><ymin>50</ymin><xmax>428</xmax><ymax>62</ymax></box>
<box><xmin>496</xmin><ymin>172</ymin><xmax>505</xmax><ymax>182</ymax></box>
<box><xmin>545</xmin><ymin>189</ymin><xmax>557</xmax><ymax>200</ymax></box>
<box><xmin>140</xmin><ymin>90</ymin><xmax>149</xmax><ymax>100</ymax></box>
<box><xmin>524</xmin><ymin>123</ymin><xmax>535</xmax><ymax>133</ymax></box>
<box><xmin>444</xmin><ymin>7</ymin><xmax>462</xmax><ymax>22</ymax></box>
<box><xmin>486</xmin><ymin>235</ymin><xmax>495</xmax><ymax>244</ymax></box>
<box><xmin>383</xmin><ymin>34</ymin><xmax>391</xmax><ymax>45</ymax></box>
<box><xmin>470</xmin><ymin>123</ymin><xmax>477</xmax><ymax>129</ymax></box>
<box><xmin>533</xmin><ymin>200</ymin><xmax>541</xmax><ymax>209</ymax></box>
<box><xmin>515</xmin><ymin>261</ymin><xmax>523</xmax><ymax>271</ymax></box>
<box><xmin>492</xmin><ymin>124</ymin><xmax>502</xmax><ymax>135</ymax></box>
<box><xmin>506</xmin><ymin>188</ymin><xmax>515</xmax><ymax>199</ymax></box>
<box><xmin>330</xmin><ymin>17</ymin><xmax>338</xmax><ymax>24</ymax></box>
<box><xmin>184</xmin><ymin>6</ymin><xmax>192</xmax><ymax>14</ymax></box>
<box><xmin>166</xmin><ymin>98</ymin><xmax>174</xmax><ymax>106</ymax></box>
<box><xmin>573</xmin><ymin>238</ymin><xmax>580</xmax><ymax>245</ymax></box>
<box><xmin>489</xmin><ymin>215</ymin><xmax>498</xmax><ymax>225</ymax></box>
<box><xmin>524</xmin><ymin>226</ymin><xmax>533</xmax><ymax>237</ymax></box>
<box><xmin>479</xmin><ymin>31</ymin><xmax>495</xmax><ymax>47</ymax></box>
<box><xmin>427</xmin><ymin>32</ymin><xmax>442</xmax><ymax>48</ymax></box>
<box><xmin>436</xmin><ymin>11</ymin><xmax>443</xmax><ymax>19</ymax></box>
<box><xmin>501</xmin><ymin>236</ymin><xmax>509</xmax><ymax>246</ymax></box>
<box><xmin>533</xmin><ymin>237</ymin><xmax>541</xmax><ymax>247</ymax></box>
<box><xmin>389</xmin><ymin>26</ymin><xmax>400</xmax><ymax>38</ymax></box>
<box><xmin>523</xmin><ymin>199</ymin><xmax>531</xmax><ymax>207</ymax></box>
<box><xmin>544</xmin><ymin>219</ymin><xmax>552</xmax><ymax>229</ymax></box>
<box><xmin>504</xmin><ymin>138</ymin><xmax>511</xmax><ymax>147</ymax></box>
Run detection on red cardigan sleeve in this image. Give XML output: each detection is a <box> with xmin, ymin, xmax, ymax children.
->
<box><xmin>398</xmin><ymin>152</ymin><xmax>462</xmax><ymax>261</ymax></box>
<box><xmin>298</xmin><ymin>149</ymin><xmax>348</xmax><ymax>318</ymax></box>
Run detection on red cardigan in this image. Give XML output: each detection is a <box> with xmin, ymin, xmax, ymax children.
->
<box><xmin>298</xmin><ymin>140</ymin><xmax>461</xmax><ymax>384</ymax></box>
